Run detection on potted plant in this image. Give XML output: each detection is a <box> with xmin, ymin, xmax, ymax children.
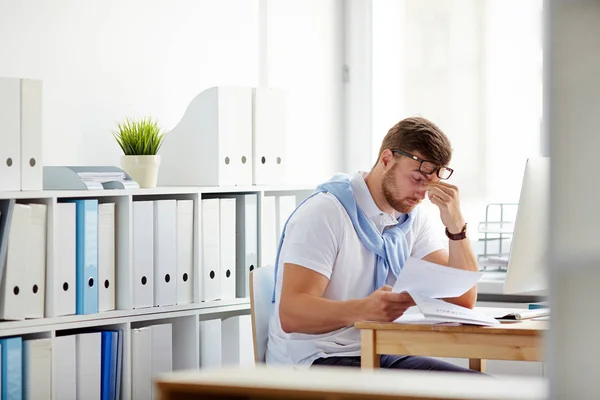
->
<box><xmin>113</xmin><ymin>116</ymin><xmax>166</xmax><ymax>188</ymax></box>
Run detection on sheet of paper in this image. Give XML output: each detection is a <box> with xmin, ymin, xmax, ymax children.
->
<box><xmin>394</xmin><ymin>313</ymin><xmax>459</xmax><ymax>325</ymax></box>
<box><xmin>392</xmin><ymin>257</ymin><xmax>483</xmax><ymax>298</ymax></box>
<box><xmin>411</xmin><ymin>294</ymin><xmax>499</xmax><ymax>326</ymax></box>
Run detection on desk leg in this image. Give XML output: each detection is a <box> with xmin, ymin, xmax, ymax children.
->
<box><xmin>360</xmin><ymin>329</ymin><xmax>380</xmax><ymax>369</ymax></box>
<box><xmin>469</xmin><ymin>358</ymin><xmax>486</xmax><ymax>373</ymax></box>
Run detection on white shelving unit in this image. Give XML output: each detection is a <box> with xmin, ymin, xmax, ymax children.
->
<box><xmin>0</xmin><ymin>184</ymin><xmax>315</xmax><ymax>400</ymax></box>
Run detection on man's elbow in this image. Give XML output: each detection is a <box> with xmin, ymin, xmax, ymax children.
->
<box><xmin>279</xmin><ymin>306</ymin><xmax>298</xmax><ymax>334</ymax></box>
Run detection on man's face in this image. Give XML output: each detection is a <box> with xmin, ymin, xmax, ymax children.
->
<box><xmin>381</xmin><ymin>151</ymin><xmax>441</xmax><ymax>213</ymax></box>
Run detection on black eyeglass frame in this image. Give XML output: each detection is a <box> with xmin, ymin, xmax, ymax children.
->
<box><xmin>391</xmin><ymin>149</ymin><xmax>454</xmax><ymax>180</ymax></box>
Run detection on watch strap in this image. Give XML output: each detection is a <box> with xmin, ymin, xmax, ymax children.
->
<box><xmin>445</xmin><ymin>223</ymin><xmax>467</xmax><ymax>241</ymax></box>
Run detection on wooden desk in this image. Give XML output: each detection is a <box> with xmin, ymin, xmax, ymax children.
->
<box><xmin>154</xmin><ymin>365</ymin><xmax>547</xmax><ymax>400</ymax></box>
<box><xmin>355</xmin><ymin>320</ymin><xmax>547</xmax><ymax>372</ymax></box>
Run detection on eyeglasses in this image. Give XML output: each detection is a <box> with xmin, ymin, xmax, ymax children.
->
<box><xmin>391</xmin><ymin>149</ymin><xmax>454</xmax><ymax>180</ymax></box>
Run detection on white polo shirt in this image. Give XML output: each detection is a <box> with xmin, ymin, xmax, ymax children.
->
<box><xmin>266</xmin><ymin>171</ymin><xmax>447</xmax><ymax>366</ymax></box>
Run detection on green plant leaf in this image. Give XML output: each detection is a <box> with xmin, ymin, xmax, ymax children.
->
<box><xmin>112</xmin><ymin>116</ymin><xmax>167</xmax><ymax>155</ymax></box>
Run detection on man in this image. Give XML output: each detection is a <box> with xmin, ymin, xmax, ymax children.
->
<box><xmin>266</xmin><ymin>117</ymin><xmax>479</xmax><ymax>371</ymax></box>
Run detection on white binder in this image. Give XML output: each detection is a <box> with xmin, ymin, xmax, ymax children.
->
<box><xmin>276</xmin><ymin>195</ymin><xmax>297</xmax><ymax>245</ymax></box>
<box><xmin>47</xmin><ymin>202</ymin><xmax>76</xmax><ymax>317</ymax></box>
<box><xmin>0</xmin><ymin>204</ymin><xmax>30</xmax><ymax>320</ymax></box>
<box><xmin>0</xmin><ymin>78</ymin><xmax>21</xmax><ymax>191</ymax></box>
<box><xmin>26</xmin><ymin>203</ymin><xmax>47</xmax><ymax>319</ymax></box>
<box><xmin>132</xmin><ymin>327</ymin><xmax>152</xmax><ymax>400</ymax></box>
<box><xmin>76</xmin><ymin>332</ymin><xmax>101</xmax><ymax>400</ymax></box>
<box><xmin>219</xmin><ymin>198</ymin><xmax>236</xmax><ymax>300</ymax></box>
<box><xmin>176</xmin><ymin>200</ymin><xmax>194</xmax><ymax>305</ymax></box>
<box><xmin>19</xmin><ymin>79</ymin><xmax>43</xmax><ymax>191</ymax></box>
<box><xmin>199</xmin><ymin>319</ymin><xmax>222</xmax><ymax>368</ymax></box>
<box><xmin>151</xmin><ymin>323</ymin><xmax>173</xmax><ymax>400</ymax></box>
<box><xmin>201</xmin><ymin>199</ymin><xmax>221</xmax><ymax>301</ymax></box>
<box><xmin>153</xmin><ymin>200</ymin><xmax>177</xmax><ymax>307</ymax></box>
<box><xmin>132</xmin><ymin>201</ymin><xmax>154</xmax><ymax>309</ymax></box>
<box><xmin>52</xmin><ymin>335</ymin><xmax>77</xmax><ymax>400</ymax></box>
<box><xmin>23</xmin><ymin>338</ymin><xmax>52</xmax><ymax>400</ymax></box>
<box><xmin>252</xmin><ymin>87</ymin><xmax>287</xmax><ymax>185</ymax></box>
<box><xmin>98</xmin><ymin>203</ymin><xmax>116</xmax><ymax>312</ymax></box>
<box><xmin>235</xmin><ymin>194</ymin><xmax>258</xmax><ymax>298</ymax></box>
<box><xmin>222</xmin><ymin>315</ymin><xmax>255</xmax><ymax>367</ymax></box>
<box><xmin>158</xmin><ymin>86</ymin><xmax>253</xmax><ymax>187</ymax></box>
<box><xmin>260</xmin><ymin>196</ymin><xmax>277</xmax><ymax>267</ymax></box>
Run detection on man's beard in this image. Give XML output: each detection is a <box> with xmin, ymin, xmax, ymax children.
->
<box><xmin>382</xmin><ymin>168</ymin><xmax>419</xmax><ymax>214</ymax></box>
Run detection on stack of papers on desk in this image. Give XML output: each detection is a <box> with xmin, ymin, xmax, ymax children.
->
<box><xmin>392</xmin><ymin>258</ymin><xmax>499</xmax><ymax>326</ymax></box>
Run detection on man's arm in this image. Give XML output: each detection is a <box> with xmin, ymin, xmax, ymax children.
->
<box><xmin>279</xmin><ymin>263</ymin><xmax>415</xmax><ymax>334</ymax></box>
<box><xmin>422</xmin><ymin>247</ymin><xmax>478</xmax><ymax>309</ymax></box>
<box><xmin>425</xmin><ymin>182</ymin><xmax>479</xmax><ymax>309</ymax></box>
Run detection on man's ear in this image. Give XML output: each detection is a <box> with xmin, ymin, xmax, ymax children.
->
<box><xmin>380</xmin><ymin>149</ymin><xmax>395</xmax><ymax>169</ymax></box>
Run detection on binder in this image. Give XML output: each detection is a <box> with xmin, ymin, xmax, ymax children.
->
<box><xmin>0</xmin><ymin>337</ymin><xmax>22</xmax><ymax>400</ymax></box>
<box><xmin>252</xmin><ymin>87</ymin><xmax>287</xmax><ymax>185</ymax></box>
<box><xmin>201</xmin><ymin>199</ymin><xmax>221</xmax><ymax>301</ymax></box>
<box><xmin>176</xmin><ymin>200</ymin><xmax>194</xmax><ymax>305</ymax></box>
<box><xmin>131</xmin><ymin>327</ymin><xmax>152</xmax><ymax>400</ymax></box>
<box><xmin>0</xmin><ymin>200</ymin><xmax>16</xmax><ymax>305</ymax></box>
<box><xmin>219</xmin><ymin>198</ymin><xmax>236</xmax><ymax>300</ymax></box>
<box><xmin>98</xmin><ymin>203</ymin><xmax>116</xmax><ymax>312</ymax></box>
<box><xmin>132</xmin><ymin>201</ymin><xmax>154</xmax><ymax>309</ymax></box>
<box><xmin>23</xmin><ymin>338</ymin><xmax>52</xmax><ymax>400</ymax></box>
<box><xmin>235</xmin><ymin>194</ymin><xmax>258</xmax><ymax>298</ymax></box>
<box><xmin>25</xmin><ymin>203</ymin><xmax>46</xmax><ymax>319</ymax></box>
<box><xmin>222</xmin><ymin>315</ymin><xmax>255</xmax><ymax>367</ymax></box>
<box><xmin>76</xmin><ymin>332</ymin><xmax>101</xmax><ymax>400</ymax></box>
<box><xmin>153</xmin><ymin>200</ymin><xmax>177</xmax><ymax>307</ymax></box>
<box><xmin>19</xmin><ymin>79</ymin><xmax>43</xmax><ymax>191</ymax></box>
<box><xmin>158</xmin><ymin>86</ymin><xmax>253</xmax><ymax>187</ymax></box>
<box><xmin>199</xmin><ymin>319</ymin><xmax>222</xmax><ymax>368</ymax></box>
<box><xmin>100</xmin><ymin>331</ymin><xmax>118</xmax><ymax>400</ymax></box>
<box><xmin>276</xmin><ymin>195</ymin><xmax>296</xmax><ymax>242</ymax></box>
<box><xmin>64</xmin><ymin>199</ymin><xmax>99</xmax><ymax>315</ymax></box>
<box><xmin>115</xmin><ymin>330</ymin><xmax>123</xmax><ymax>400</ymax></box>
<box><xmin>151</xmin><ymin>324</ymin><xmax>173</xmax><ymax>400</ymax></box>
<box><xmin>0</xmin><ymin>204</ymin><xmax>30</xmax><ymax>320</ymax></box>
<box><xmin>52</xmin><ymin>335</ymin><xmax>76</xmax><ymax>400</ymax></box>
<box><xmin>0</xmin><ymin>78</ymin><xmax>21</xmax><ymax>192</ymax></box>
<box><xmin>260</xmin><ymin>196</ymin><xmax>277</xmax><ymax>267</ymax></box>
<box><xmin>47</xmin><ymin>202</ymin><xmax>76</xmax><ymax>317</ymax></box>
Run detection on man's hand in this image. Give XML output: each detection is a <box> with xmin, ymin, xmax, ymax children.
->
<box><xmin>358</xmin><ymin>285</ymin><xmax>415</xmax><ymax>322</ymax></box>
<box><xmin>427</xmin><ymin>182</ymin><xmax>466</xmax><ymax>233</ymax></box>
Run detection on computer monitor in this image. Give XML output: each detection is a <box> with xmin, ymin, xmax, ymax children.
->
<box><xmin>503</xmin><ymin>157</ymin><xmax>550</xmax><ymax>295</ymax></box>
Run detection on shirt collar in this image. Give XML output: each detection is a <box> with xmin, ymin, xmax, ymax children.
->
<box><xmin>350</xmin><ymin>171</ymin><xmax>404</xmax><ymax>223</ymax></box>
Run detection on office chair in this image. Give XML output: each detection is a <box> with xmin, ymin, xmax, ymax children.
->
<box><xmin>249</xmin><ymin>264</ymin><xmax>275</xmax><ymax>363</ymax></box>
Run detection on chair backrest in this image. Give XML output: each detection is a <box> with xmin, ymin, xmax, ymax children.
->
<box><xmin>249</xmin><ymin>264</ymin><xmax>275</xmax><ymax>363</ymax></box>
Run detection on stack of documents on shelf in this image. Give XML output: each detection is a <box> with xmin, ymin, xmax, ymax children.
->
<box><xmin>77</xmin><ymin>171</ymin><xmax>127</xmax><ymax>184</ymax></box>
<box><xmin>393</xmin><ymin>258</ymin><xmax>499</xmax><ymax>326</ymax></box>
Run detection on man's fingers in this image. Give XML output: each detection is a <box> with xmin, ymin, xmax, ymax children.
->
<box><xmin>385</xmin><ymin>291</ymin><xmax>413</xmax><ymax>303</ymax></box>
<box><xmin>427</xmin><ymin>182</ymin><xmax>458</xmax><ymax>197</ymax></box>
<box><xmin>379</xmin><ymin>285</ymin><xmax>393</xmax><ymax>292</ymax></box>
<box><xmin>428</xmin><ymin>187</ymin><xmax>451</xmax><ymax>202</ymax></box>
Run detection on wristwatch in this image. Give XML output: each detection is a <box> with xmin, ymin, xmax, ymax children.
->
<box><xmin>445</xmin><ymin>223</ymin><xmax>467</xmax><ymax>241</ymax></box>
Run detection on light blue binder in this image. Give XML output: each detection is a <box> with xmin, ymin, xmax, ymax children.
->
<box><xmin>0</xmin><ymin>337</ymin><xmax>22</xmax><ymax>400</ymax></box>
<box><xmin>64</xmin><ymin>199</ymin><xmax>99</xmax><ymax>314</ymax></box>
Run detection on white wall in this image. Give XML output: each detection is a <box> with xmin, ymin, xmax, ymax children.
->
<box><xmin>266</xmin><ymin>0</ymin><xmax>344</xmax><ymax>185</ymax></box>
<box><xmin>0</xmin><ymin>0</ymin><xmax>343</xmax><ymax>184</ymax></box>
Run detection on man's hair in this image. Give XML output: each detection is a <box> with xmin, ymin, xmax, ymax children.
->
<box><xmin>375</xmin><ymin>117</ymin><xmax>453</xmax><ymax>167</ymax></box>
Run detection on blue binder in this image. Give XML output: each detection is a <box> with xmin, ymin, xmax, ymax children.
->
<box><xmin>0</xmin><ymin>337</ymin><xmax>22</xmax><ymax>400</ymax></box>
<box><xmin>101</xmin><ymin>330</ymin><xmax>120</xmax><ymax>400</ymax></box>
<box><xmin>64</xmin><ymin>199</ymin><xmax>99</xmax><ymax>315</ymax></box>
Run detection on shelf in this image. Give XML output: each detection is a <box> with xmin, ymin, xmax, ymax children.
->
<box><xmin>0</xmin><ymin>184</ymin><xmax>316</xmax><ymax>200</ymax></box>
<box><xmin>0</xmin><ymin>298</ymin><xmax>250</xmax><ymax>337</ymax></box>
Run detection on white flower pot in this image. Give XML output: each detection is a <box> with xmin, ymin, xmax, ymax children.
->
<box><xmin>121</xmin><ymin>155</ymin><xmax>161</xmax><ymax>188</ymax></box>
